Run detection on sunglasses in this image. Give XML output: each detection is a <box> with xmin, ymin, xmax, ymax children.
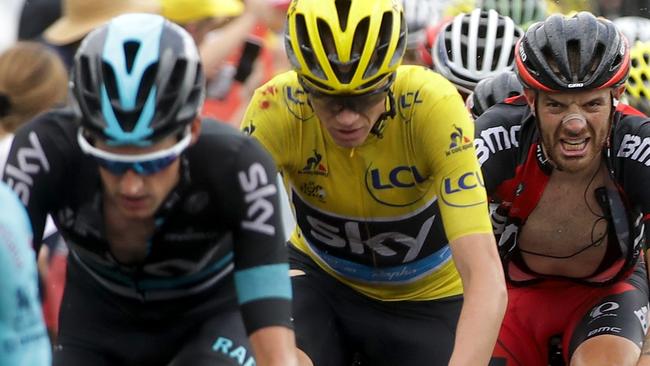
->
<box><xmin>303</xmin><ymin>78</ymin><xmax>393</xmax><ymax>114</ymax></box>
<box><xmin>77</xmin><ymin>130</ymin><xmax>192</xmax><ymax>176</ymax></box>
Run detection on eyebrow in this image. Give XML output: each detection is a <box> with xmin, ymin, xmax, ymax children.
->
<box><xmin>544</xmin><ymin>95</ymin><xmax>607</xmax><ymax>106</ymax></box>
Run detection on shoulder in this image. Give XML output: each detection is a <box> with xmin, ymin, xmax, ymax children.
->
<box><xmin>612</xmin><ymin>106</ymin><xmax>650</xmax><ymax>164</ymax></box>
<box><xmin>190</xmin><ymin>120</ymin><xmax>275</xmax><ymax>171</ymax></box>
<box><xmin>13</xmin><ymin>107</ymin><xmax>77</xmax><ymax>147</ymax></box>
<box><xmin>393</xmin><ymin>65</ymin><xmax>459</xmax><ymax>101</ymax></box>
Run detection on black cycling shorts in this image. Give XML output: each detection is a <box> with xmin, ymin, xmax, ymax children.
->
<box><xmin>290</xmin><ymin>245</ymin><xmax>463</xmax><ymax>366</ymax></box>
<box><xmin>54</xmin><ymin>257</ymin><xmax>255</xmax><ymax>366</ymax></box>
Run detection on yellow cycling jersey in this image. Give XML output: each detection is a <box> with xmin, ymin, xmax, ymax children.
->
<box><xmin>241</xmin><ymin>65</ymin><xmax>491</xmax><ymax>301</ymax></box>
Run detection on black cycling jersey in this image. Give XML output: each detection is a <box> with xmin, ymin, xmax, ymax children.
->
<box><xmin>1</xmin><ymin>108</ymin><xmax>291</xmax><ymax>334</ymax></box>
<box><xmin>474</xmin><ymin>96</ymin><xmax>650</xmax><ymax>285</ymax></box>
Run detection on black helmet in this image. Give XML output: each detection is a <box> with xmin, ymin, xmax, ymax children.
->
<box><xmin>515</xmin><ymin>12</ymin><xmax>630</xmax><ymax>92</ymax></box>
<box><xmin>469</xmin><ymin>70</ymin><xmax>523</xmax><ymax>117</ymax></box>
<box><xmin>72</xmin><ymin>13</ymin><xmax>205</xmax><ymax>145</ymax></box>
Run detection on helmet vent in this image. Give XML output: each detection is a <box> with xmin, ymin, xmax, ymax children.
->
<box><xmin>363</xmin><ymin>12</ymin><xmax>393</xmax><ymax>78</ymax></box>
<box><xmin>123</xmin><ymin>41</ymin><xmax>141</xmax><ymax>74</ymax></box>
<box><xmin>320</xmin><ymin>17</ymin><xmax>363</xmax><ymax>84</ymax></box>
<box><xmin>158</xmin><ymin>60</ymin><xmax>187</xmax><ymax>116</ymax></box>
<box><xmin>335</xmin><ymin>0</ymin><xmax>352</xmax><ymax>32</ymax></box>
<box><xmin>295</xmin><ymin>14</ymin><xmax>326</xmax><ymax>79</ymax></box>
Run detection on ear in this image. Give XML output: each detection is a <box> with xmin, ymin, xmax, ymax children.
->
<box><xmin>190</xmin><ymin>118</ymin><xmax>202</xmax><ymax>144</ymax></box>
<box><xmin>523</xmin><ymin>88</ymin><xmax>536</xmax><ymax>114</ymax></box>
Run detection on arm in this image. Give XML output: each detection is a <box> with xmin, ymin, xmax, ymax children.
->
<box><xmin>199</xmin><ymin>0</ymin><xmax>274</xmax><ymax>77</ymax></box>
<box><xmin>448</xmin><ymin>232</ymin><xmax>507</xmax><ymax>366</ymax></box>
<box><xmin>229</xmin><ymin>137</ymin><xmax>297</xmax><ymax>365</ymax></box>
<box><xmin>636</xmin><ymin>249</ymin><xmax>650</xmax><ymax>366</ymax></box>
<box><xmin>249</xmin><ymin>326</ymin><xmax>298</xmax><ymax>366</ymax></box>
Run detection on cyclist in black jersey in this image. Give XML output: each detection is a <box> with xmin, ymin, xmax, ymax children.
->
<box><xmin>475</xmin><ymin>12</ymin><xmax>650</xmax><ymax>366</ymax></box>
<box><xmin>1</xmin><ymin>13</ymin><xmax>296</xmax><ymax>366</ymax></box>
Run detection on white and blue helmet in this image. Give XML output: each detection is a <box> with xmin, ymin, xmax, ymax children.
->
<box><xmin>72</xmin><ymin>13</ymin><xmax>205</xmax><ymax>145</ymax></box>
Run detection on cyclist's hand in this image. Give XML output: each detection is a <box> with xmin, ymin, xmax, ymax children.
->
<box><xmin>243</xmin><ymin>0</ymin><xmax>274</xmax><ymax>23</ymax></box>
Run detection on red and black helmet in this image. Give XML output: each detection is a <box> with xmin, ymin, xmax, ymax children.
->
<box><xmin>515</xmin><ymin>12</ymin><xmax>630</xmax><ymax>92</ymax></box>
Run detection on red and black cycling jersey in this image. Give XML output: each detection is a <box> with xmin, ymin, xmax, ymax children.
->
<box><xmin>1</xmin><ymin>108</ymin><xmax>291</xmax><ymax>334</ymax></box>
<box><xmin>474</xmin><ymin>95</ymin><xmax>650</xmax><ymax>285</ymax></box>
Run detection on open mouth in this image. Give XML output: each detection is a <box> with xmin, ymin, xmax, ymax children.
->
<box><xmin>560</xmin><ymin>138</ymin><xmax>590</xmax><ymax>156</ymax></box>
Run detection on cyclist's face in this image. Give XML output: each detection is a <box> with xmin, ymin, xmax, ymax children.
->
<box><xmin>97</xmin><ymin>135</ymin><xmax>182</xmax><ymax>220</ymax></box>
<box><xmin>528</xmin><ymin>88</ymin><xmax>617</xmax><ymax>173</ymax></box>
<box><xmin>309</xmin><ymin>89</ymin><xmax>388</xmax><ymax>148</ymax></box>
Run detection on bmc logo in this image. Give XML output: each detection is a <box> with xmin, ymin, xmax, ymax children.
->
<box><xmin>589</xmin><ymin>301</ymin><xmax>620</xmax><ymax>319</ymax></box>
<box><xmin>369</xmin><ymin>165</ymin><xmax>426</xmax><ymax>189</ymax></box>
<box><xmin>4</xmin><ymin>132</ymin><xmax>50</xmax><ymax>205</ymax></box>
<box><xmin>617</xmin><ymin>134</ymin><xmax>650</xmax><ymax>166</ymax></box>
<box><xmin>237</xmin><ymin>162</ymin><xmax>277</xmax><ymax>236</ymax></box>
<box><xmin>440</xmin><ymin>171</ymin><xmax>485</xmax><ymax>208</ymax></box>
<box><xmin>474</xmin><ymin>125</ymin><xmax>520</xmax><ymax>166</ymax></box>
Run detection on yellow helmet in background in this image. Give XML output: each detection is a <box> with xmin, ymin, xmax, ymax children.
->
<box><xmin>285</xmin><ymin>0</ymin><xmax>407</xmax><ymax>95</ymax></box>
<box><xmin>161</xmin><ymin>0</ymin><xmax>244</xmax><ymax>24</ymax></box>
<box><xmin>625</xmin><ymin>41</ymin><xmax>650</xmax><ymax>115</ymax></box>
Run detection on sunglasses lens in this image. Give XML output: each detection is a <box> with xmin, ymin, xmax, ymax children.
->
<box><xmin>96</xmin><ymin>155</ymin><xmax>179</xmax><ymax>176</ymax></box>
<box><xmin>311</xmin><ymin>90</ymin><xmax>387</xmax><ymax>113</ymax></box>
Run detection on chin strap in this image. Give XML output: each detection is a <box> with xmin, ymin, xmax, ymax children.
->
<box><xmin>370</xmin><ymin>89</ymin><xmax>396</xmax><ymax>139</ymax></box>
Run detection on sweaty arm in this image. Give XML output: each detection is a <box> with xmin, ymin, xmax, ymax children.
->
<box><xmin>228</xmin><ymin>137</ymin><xmax>296</xmax><ymax>366</ymax></box>
<box><xmin>414</xmin><ymin>84</ymin><xmax>507</xmax><ymax>365</ymax></box>
<box><xmin>448</xmin><ymin>233</ymin><xmax>506</xmax><ymax>366</ymax></box>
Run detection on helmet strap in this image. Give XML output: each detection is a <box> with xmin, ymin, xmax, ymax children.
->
<box><xmin>370</xmin><ymin>89</ymin><xmax>396</xmax><ymax>139</ymax></box>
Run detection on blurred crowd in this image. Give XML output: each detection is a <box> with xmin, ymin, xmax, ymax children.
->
<box><xmin>2</xmin><ymin>0</ymin><xmax>650</xmax><ymax>347</ymax></box>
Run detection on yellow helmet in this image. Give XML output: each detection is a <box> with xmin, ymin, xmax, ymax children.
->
<box><xmin>285</xmin><ymin>0</ymin><xmax>407</xmax><ymax>95</ymax></box>
<box><xmin>625</xmin><ymin>41</ymin><xmax>650</xmax><ymax>115</ymax></box>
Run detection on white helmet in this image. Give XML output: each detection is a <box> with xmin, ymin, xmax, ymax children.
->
<box><xmin>401</xmin><ymin>0</ymin><xmax>437</xmax><ymax>50</ymax></box>
<box><xmin>613</xmin><ymin>16</ymin><xmax>650</xmax><ymax>45</ymax></box>
<box><xmin>432</xmin><ymin>8</ymin><xmax>523</xmax><ymax>94</ymax></box>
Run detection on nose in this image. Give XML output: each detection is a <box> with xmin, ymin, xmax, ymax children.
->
<box><xmin>561</xmin><ymin>113</ymin><xmax>588</xmax><ymax>135</ymax></box>
<box><xmin>334</xmin><ymin>108</ymin><xmax>361</xmax><ymax>127</ymax></box>
<box><xmin>119</xmin><ymin>170</ymin><xmax>145</xmax><ymax>196</ymax></box>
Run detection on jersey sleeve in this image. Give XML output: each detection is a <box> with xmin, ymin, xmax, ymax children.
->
<box><xmin>412</xmin><ymin>75</ymin><xmax>492</xmax><ymax>242</ymax></box>
<box><xmin>614</xmin><ymin>117</ymin><xmax>650</xmax><ymax>248</ymax></box>
<box><xmin>473</xmin><ymin>102</ymin><xmax>524</xmax><ymax>198</ymax></box>
<box><xmin>0</xmin><ymin>183</ymin><xmax>51</xmax><ymax>365</ymax></box>
<box><xmin>229</xmin><ymin>137</ymin><xmax>292</xmax><ymax>334</ymax></box>
<box><xmin>240</xmin><ymin>73</ymin><xmax>301</xmax><ymax>174</ymax></box>
<box><xmin>1</xmin><ymin>113</ymin><xmax>72</xmax><ymax>249</ymax></box>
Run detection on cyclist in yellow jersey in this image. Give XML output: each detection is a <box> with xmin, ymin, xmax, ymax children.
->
<box><xmin>241</xmin><ymin>0</ymin><xmax>506</xmax><ymax>365</ymax></box>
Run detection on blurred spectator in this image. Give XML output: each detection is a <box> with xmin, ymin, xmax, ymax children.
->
<box><xmin>431</xmin><ymin>8</ymin><xmax>523</xmax><ymax>99</ymax></box>
<box><xmin>0</xmin><ymin>0</ymin><xmax>25</xmax><ymax>53</ymax></box>
<box><xmin>41</xmin><ymin>0</ymin><xmax>159</xmax><ymax>69</ymax></box>
<box><xmin>162</xmin><ymin>0</ymin><xmax>290</xmax><ymax>127</ymax></box>
<box><xmin>18</xmin><ymin>0</ymin><xmax>61</xmax><ymax>41</ymax></box>
<box><xmin>0</xmin><ymin>42</ymin><xmax>68</xmax><ymax>168</ymax></box>
<box><xmin>0</xmin><ymin>41</ymin><xmax>69</xmax><ymax>344</ymax></box>
<box><xmin>624</xmin><ymin>40</ymin><xmax>650</xmax><ymax>115</ymax></box>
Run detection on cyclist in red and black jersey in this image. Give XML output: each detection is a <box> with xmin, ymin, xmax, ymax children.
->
<box><xmin>475</xmin><ymin>12</ymin><xmax>650</xmax><ymax>366</ymax></box>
